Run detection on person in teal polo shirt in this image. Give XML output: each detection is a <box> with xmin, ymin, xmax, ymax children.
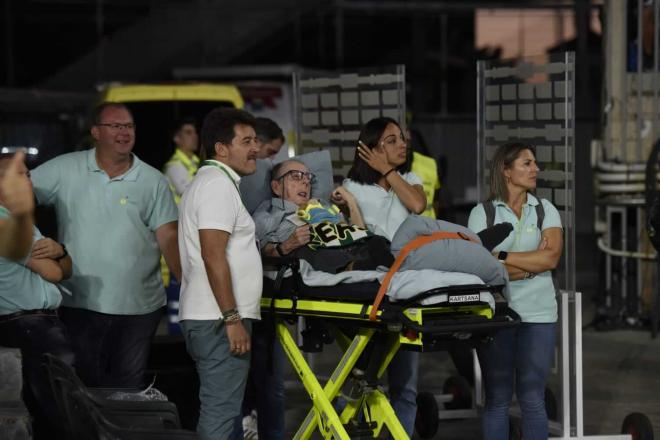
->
<box><xmin>0</xmin><ymin>151</ymin><xmax>34</xmax><ymax>261</ymax></box>
<box><xmin>30</xmin><ymin>102</ymin><xmax>181</xmax><ymax>389</ymax></box>
<box><xmin>0</xmin><ymin>152</ymin><xmax>75</xmax><ymax>439</ymax></box>
<box><xmin>468</xmin><ymin>142</ymin><xmax>563</xmax><ymax>440</ymax></box>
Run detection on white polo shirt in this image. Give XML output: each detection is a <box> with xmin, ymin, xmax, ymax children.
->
<box><xmin>343</xmin><ymin>171</ymin><xmax>423</xmax><ymax>241</ymax></box>
<box><xmin>178</xmin><ymin>161</ymin><xmax>263</xmax><ymax>321</ymax></box>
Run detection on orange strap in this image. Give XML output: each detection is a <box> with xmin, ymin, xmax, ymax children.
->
<box><xmin>369</xmin><ymin>231</ymin><xmax>476</xmax><ymax>321</ymax></box>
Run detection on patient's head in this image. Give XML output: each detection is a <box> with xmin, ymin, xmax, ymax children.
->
<box><xmin>271</xmin><ymin>159</ymin><xmax>315</xmax><ymax>207</ymax></box>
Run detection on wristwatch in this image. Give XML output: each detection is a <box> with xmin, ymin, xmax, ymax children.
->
<box><xmin>55</xmin><ymin>244</ymin><xmax>68</xmax><ymax>261</ymax></box>
<box><xmin>275</xmin><ymin>243</ymin><xmax>286</xmax><ymax>257</ymax></box>
<box><xmin>497</xmin><ymin>251</ymin><xmax>508</xmax><ymax>264</ymax></box>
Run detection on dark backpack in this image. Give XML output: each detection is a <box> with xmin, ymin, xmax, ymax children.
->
<box><xmin>482</xmin><ymin>200</ymin><xmax>545</xmax><ymax>230</ymax></box>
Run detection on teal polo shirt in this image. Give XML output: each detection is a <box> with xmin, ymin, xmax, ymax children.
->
<box><xmin>0</xmin><ymin>206</ymin><xmax>62</xmax><ymax>315</ymax></box>
<box><xmin>468</xmin><ymin>194</ymin><xmax>562</xmax><ymax>323</ymax></box>
<box><xmin>31</xmin><ymin>149</ymin><xmax>178</xmax><ymax>315</ymax></box>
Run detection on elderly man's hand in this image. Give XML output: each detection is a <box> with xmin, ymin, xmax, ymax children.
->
<box><xmin>281</xmin><ymin>225</ymin><xmax>311</xmax><ymax>254</ymax></box>
<box><xmin>1</xmin><ymin>152</ymin><xmax>33</xmax><ymax>216</ymax></box>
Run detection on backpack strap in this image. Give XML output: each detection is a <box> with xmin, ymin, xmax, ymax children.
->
<box><xmin>535</xmin><ymin>200</ymin><xmax>545</xmax><ymax>231</ymax></box>
<box><xmin>368</xmin><ymin>231</ymin><xmax>477</xmax><ymax>321</ymax></box>
<box><xmin>483</xmin><ymin>201</ymin><xmax>496</xmax><ymax>229</ymax></box>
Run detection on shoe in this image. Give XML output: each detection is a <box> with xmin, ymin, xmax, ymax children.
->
<box><xmin>242</xmin><ymin>410</ymin><xmax>258</xmax><ymax>440</ymax></box>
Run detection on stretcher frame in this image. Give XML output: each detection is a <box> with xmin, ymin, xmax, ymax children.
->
<box><xmin>261</xmin><ymin>275</ymin><xmax>519</xmax><ymax>440</ymax></box>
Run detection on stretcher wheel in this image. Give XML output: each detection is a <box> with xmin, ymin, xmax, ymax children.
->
<box><xmin>545</xmin><ymin>387</ymin><xmax>558</xmax><ymax>421</ymax></box>
<box><xmin>621</xmin><ymin>412</ymin><xmax>654</xmax><ymax>440</ymax></box>
<box><xmin>442</xmin><ymin>375</ymin><xmax>472</xmax><ymax>410</ymax></box>
<box><xmin>508</xmin><ymin>415</ymin><xmax>522</xmax><ymax>440</ymax></box>
<box><xmin>415</xmin><ymin>391</ymin><xmax>439</xmax><ymax>439</ymax></box>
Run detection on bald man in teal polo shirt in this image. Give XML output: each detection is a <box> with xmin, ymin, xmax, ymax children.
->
<box><xmin>31</xmin><ymin>102</ymin><xmax>181</xmax><ymax>388</ymax></box>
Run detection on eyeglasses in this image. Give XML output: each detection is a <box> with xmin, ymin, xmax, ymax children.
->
<box><xmin>96</xmin><ymin>123</ymin><xmax>136</xmax><ymax>131</ymax></box>
<box><xmin>277</xmin><ymin>170</ymin><xmax>316</xmax><ymax>183</ymax></box>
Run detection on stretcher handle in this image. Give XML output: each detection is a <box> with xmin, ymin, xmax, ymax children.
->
<box><xmin>369</xmin><ymin>231</ymin><xmax>476</xmax><ymax>321</ymax></box>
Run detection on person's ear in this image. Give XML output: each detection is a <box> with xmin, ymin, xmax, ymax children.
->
<box><xmin>214</xmin><ymin>142</ymin><xmax>227</xmax><ymax>159</ymax></box>
<box><xmin>91</xmin><ymin>126</ymin><xmax>101</xmax><ymax>141</ymax></box>
<box><xmin>271</xmin><ymin>179</ymin><xmax>282</xmax><ymax>197</ymax></box>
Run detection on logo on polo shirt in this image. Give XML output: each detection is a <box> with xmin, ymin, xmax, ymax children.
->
<box><xmin>120</xmin><ymin>196</ymin><xmax>128</xmax><ymax>205</ymax></box>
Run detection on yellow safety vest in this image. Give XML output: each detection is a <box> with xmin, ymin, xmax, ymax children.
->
<box><xmin>411</xmin><ymin>151</ymin><xmax>441</xmax><ymax>219</ymax></box>
<box><xmin>162</xmin><ymin>148</ymin><xmax>199</xmax><ymax>286</ymax></box>
<box><xmin>164</xmin><ymin>148</ymin><xmax>200</xmax><ymax>205</ymax></box>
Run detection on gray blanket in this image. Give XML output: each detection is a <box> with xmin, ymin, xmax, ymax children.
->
<box><xmin>390</xmin><ymin>215</ymin><xmax>508</xmax><ymax>286</ymax></box>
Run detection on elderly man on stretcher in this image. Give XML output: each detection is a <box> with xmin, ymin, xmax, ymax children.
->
<box><xmin>252</xmin><ymin>157</ymin><xmax>516</xmax><ymax>438</ymax></box>
<box><xmin>253</xmin><ymin>158</ymin><xmax>513</xmax><ymax>288</ymax></box>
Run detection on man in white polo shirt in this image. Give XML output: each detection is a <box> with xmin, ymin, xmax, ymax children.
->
<box><xmin>178</xmin><ymin>107</ymin><xmax>262</xmax><ymax>440</ymax></box>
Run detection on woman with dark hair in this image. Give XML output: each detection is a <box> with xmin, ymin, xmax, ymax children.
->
<box><xmin>468</xmin><ymin>142</ymin><xmax>563</xmax><ymax>440</ymax></box>
<box><xmin>342</xmin><ymin>117</ymin><xmax>426</xmax><ymax>241</ymax></box>
<box><xmin>334</xmin><ymin>117</ymin><xmax>425</xmax><ymax>437</ymax></box>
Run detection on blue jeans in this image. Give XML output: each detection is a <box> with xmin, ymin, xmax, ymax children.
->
<box><xmin>59</xmin><ymin>306</ymin><xmax>163</xmax><ymax>388</ymax></box>
<box><xmin>387</xmin><ymin>349</ymin><xmax>419</xmax><ymax>437</ymax></box>
<box><xmin>478</xmin><ymin>323</ymin><xmax>556</xmax><ymax>440</ymax></box>
<box><xmin>241</xmin><ymin>317</ymin><xmax>285</xmax><ymax>439</ymax></box>
<box><xmin>181</xmin><ymin>319</ymin><xmax>252</xmax><ymax>440</ymax></box>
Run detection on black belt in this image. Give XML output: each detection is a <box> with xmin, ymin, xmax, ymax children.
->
<box><xmin>0</xmin><ymin>309</ymin><xmax>57</xmax><ymax>323</ymax></box>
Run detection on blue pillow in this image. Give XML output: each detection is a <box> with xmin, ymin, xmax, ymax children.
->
<box><xmin>239</xmin><ymin>159</ymin><xmax>273</xmax><ymax>214</ymax></box>
<box><xmin>239</xmin><ymin>150</ymin><xmax>334</xmax><ymax>214</ymax></box>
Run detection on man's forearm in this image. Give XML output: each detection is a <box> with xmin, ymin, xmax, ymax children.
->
<box><xmin>0</xmin><ymin>214</ymin><xmax>33</xmax><ymax>261</ymax></box>
<box><xmin>157</xmin><ymin>222</ymin><xmax>182</xmax><ymax>281</ymax></box>
<box><xmin>204</xmin><ymin>256</ymin><xmax>237</xmax><ymax>313</ymax></box>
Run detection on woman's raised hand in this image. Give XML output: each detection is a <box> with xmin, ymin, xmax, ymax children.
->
<box><xmin>357</xmin><ymin>140</ymin><xmax>391</xmax><ymax>175</ymax></box>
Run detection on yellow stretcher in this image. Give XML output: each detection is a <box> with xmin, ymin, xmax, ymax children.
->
<box><xmin>260</xmin><ymin>258</ymin><xmax>520</xmax><ymax>440</ymax></box>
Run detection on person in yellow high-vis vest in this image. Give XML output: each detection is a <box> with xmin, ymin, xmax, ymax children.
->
<box><xmin>162</xmin><ymin>119</ymin><xmax>199</xmax><ymax>332</ymax></box>
<box><xmin>411</xmin><ymin>151</ymin><xmax>440</xmax><ymax>219</ymax></box>
<box><xmin>163</xmin><ymin>118</ymin><xmax>200</xmax><ymax>204</ymax></box>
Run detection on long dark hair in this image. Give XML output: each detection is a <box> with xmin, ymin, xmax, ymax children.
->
<box><xmin>347</xmin><ymin>117</ymin><xmax>411</xmax><ymax>185</ymax></box>
<box><xmin>488</xmin><ymin>142</ymin><xmax>536</xmax><ymax>202</ymax></box>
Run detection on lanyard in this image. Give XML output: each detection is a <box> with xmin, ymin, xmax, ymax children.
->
<box><xmin>201</xmin><ymin>160</ymin><xmax>242</xmax><ymax>199</ymax></box>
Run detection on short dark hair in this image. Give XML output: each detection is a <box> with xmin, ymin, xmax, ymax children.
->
<box><xmin>254</xmin><ymin>117</ymin><xmax>284</xmax><ymax>143</ymax></box>
<box><xmin>173</xmin><ymin>117</ymin><xmax>197</xmax><ymax>136</ymax></box>
<box><xmin>201</xmin><ymin>108</ymin><xmax>256</xmax><ymax>159</ymax></box>
<box><xmin>347</xmin><ymin>117</ymin><xmax>410</xmax><ymax>185</ymax></box>
<box><xmin>90</xmin><ymin>102</ymin><xmax>132</xmax><ymax>127</ymax></box>
<box><xmin>488</xmin><ymin>142</ymin><xmax>536</xmax><ymax>202</ymax></box>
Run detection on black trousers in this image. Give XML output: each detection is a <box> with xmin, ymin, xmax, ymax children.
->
<box><xmin>59</xmin><ymin>306</ymin><xmax>164</xmax><ymax>388</ymax></box>
<box><xmin>0</xmin><ymin>312</ymin><xmax>75</xmax><ymax>440</ymax></box>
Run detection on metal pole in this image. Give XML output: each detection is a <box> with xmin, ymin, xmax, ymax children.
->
<box><xmin>621</xmin><ymin>0</ymin><xmax>629</xmax><ymax>162</ymax></box>
<box><xmin>637</xmin><ymin>0</ymin><xmax>644</xmax><ymax>162</ymax></box>
<box><xmin>653</xmin><ymin>0</ymin><xmax>659</xmax><ymax>146</ymax></box>
<box><xmin>561</xmin><ymin>292</ymin><xmax>571</xmax><ymax>437</ymax></box>
<box><xmin>476</xmin><ymin>60</ymin><xmax>485</xmax><ymax>202</ymax></box>
<box><xmin>575</xmin><ymin>292</ymin><xmax>584</xmax><ymax>437</ymax></box>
